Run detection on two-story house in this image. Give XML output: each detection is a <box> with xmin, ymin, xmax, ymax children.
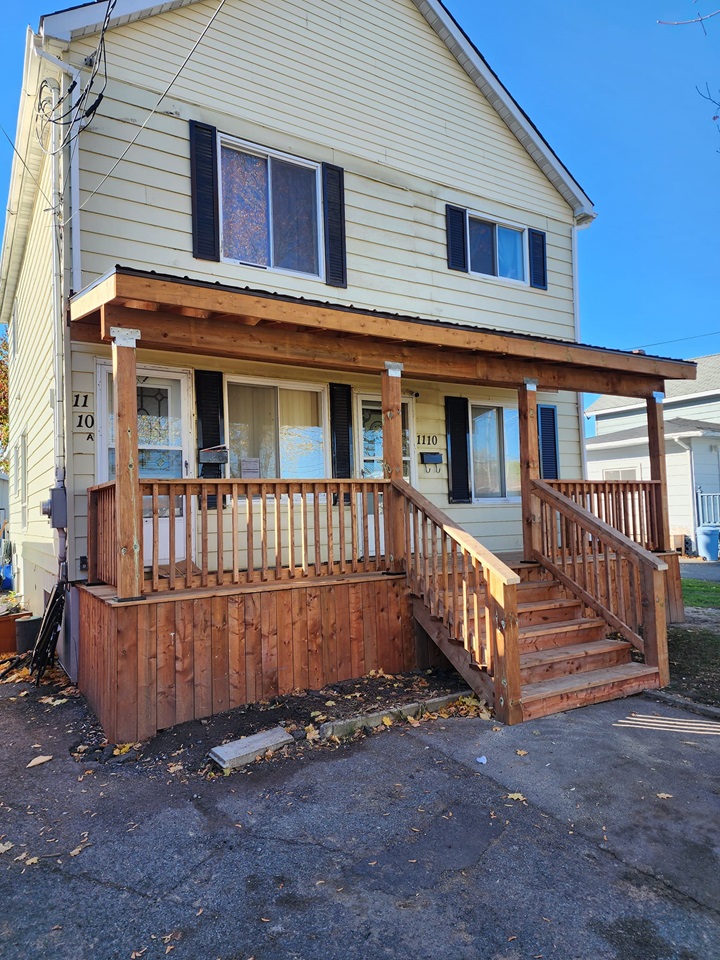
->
<box><xmin>0</xmin><ymin>0</ymin><xmax>695</xmax><ymax>740</ymax></box>
<box><xmin>586</xmin><ymin>352</ymin><xmax>720</xmax><ymax>551</ymax></box>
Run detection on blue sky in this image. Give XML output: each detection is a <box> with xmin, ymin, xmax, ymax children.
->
<box><xmin>1</xmin><ymin>0</ymin><xmax>718</xmax><ymax>365</ymax></box>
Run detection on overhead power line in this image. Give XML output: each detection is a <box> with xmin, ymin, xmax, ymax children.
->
<box><xmin>632</xmin><ymin>330</ymin><xmax>720</xmax><ymax>350</ymax></box>
<box><xmin>63</xmin><ymin>0</ymin><xmax>229</xmax><ymax>227</ymax></box>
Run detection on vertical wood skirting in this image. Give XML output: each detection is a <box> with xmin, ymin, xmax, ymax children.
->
<box><xmin>381</xmin><ymin>364</ymin><xmax>405</xmax><ymax>571</ymax></box>
<box><xmin>518</xmin><ymin>383</ymin><xmax>541</xmax><ymax>561</ymax></box>
<box><xmin>646</xmin><ymin>395</ymin><xmax>671</xmax><ymax>552</ymax></box>
<box><xmin>78</xmin><ymin>576</ymin><xmax>413</xmax><ymax>742</ymax></box>
<box><xmin>111</xmin><ymin>336</ymin><xmax>143</xmax><ymax>598</ymax></box>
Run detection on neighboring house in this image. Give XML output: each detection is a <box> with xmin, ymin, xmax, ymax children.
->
<box><xmin>0</xmin><ymin>0</ymin><xmax>695</xmax><ymax>738</ymax></box>
<box><xmin>585</xmin><ymin>353</ymin><xmax>720</xmax><ymax>549</ymax></box>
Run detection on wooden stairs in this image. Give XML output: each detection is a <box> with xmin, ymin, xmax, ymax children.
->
<box><xmin>413</xmin><ymin>564</ymin><xmax>661</xmax><ymax>723</ymax></box>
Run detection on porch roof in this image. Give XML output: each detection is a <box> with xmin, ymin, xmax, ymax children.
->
<box><xmin>69</xmin><ymin>266</ymin><xmax>696</xmax><ymax>399</ymax></box>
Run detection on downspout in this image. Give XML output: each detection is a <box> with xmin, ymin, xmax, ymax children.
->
<box><xmin>571</xmin><ymin>224</ymin><xmax>588</xmax><ymax>479</ymax></box>
<box><xmin>32</xmin><ymin>42</ymin><xmax>83</xmax><ymax>580</ymax></box>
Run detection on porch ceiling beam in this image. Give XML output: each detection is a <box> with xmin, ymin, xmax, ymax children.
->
<box><xmin>69</xmin><ymin>271</ymin><xmax>695</xmax><ymax>382</ymax></box>
<box><xmin>77</xmin><ymin>305</ymin><xmax>665</xmax><ymax>398</ymax></box>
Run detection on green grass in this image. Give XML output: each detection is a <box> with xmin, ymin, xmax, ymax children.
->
<box><xmin>682</xmin><ymin>578</ymin><xmax>720</xmax><ymax>608</ymax></box>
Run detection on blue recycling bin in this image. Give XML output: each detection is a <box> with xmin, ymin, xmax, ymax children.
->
<box><xmin>696</xmin><ymin>525</ymin><xmax>720</xmax><ymax>561</ymax></box>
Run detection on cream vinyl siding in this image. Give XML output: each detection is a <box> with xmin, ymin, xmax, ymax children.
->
<box><xmin>67</xmin><ymin>0</ymin><xmax>577</xmax><ymax>339</ymax></box>
<box><xmin>692</xmin><ymin>438</ymin><xmax>720</xmax><ymax>494</ymax></box>
<box><xmin>7</xmin><ymin>157</ymin><xmax>58</xmax><ymax>610</ymax></box>
<box><xmin>594</xmin><ymin>396</ymin><xmax>720</xmax><ymax>436</ymax></box>
<box><xmin>70</xmin><ymin>344</ymin><xmax>582</xmax><ymax>565</ymax></box>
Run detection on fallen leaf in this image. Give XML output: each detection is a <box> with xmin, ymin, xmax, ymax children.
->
<box><xmin>516</xmin><ymin>749</ymin><xmax>528</xmax><ymax>757</ymax></box>
<box><xmin>26</xmin><ymin>857</ymin><xmax>38</xmax><ymax>865</ymax></box>
<box><xmin>167</xmin><ymin>763</ymin><xmax>183</xmax><ymax>774</ymax></box>
<box><xmin>113</xmin><ymin>743</ymin><xmax>132</xmax><ymax>756</ymax></box>
<box><xmin>381</xmin><ymin>716</ymin><xmax>393</xmax><ymax>727</ymax></box>
<box><xmin>304</xmin><ymin>725</ymin><xmax>319</xmax><ymax>742</ymax></box>
<box><xmin>131</xmin><ymin>949</ymin><xmax>148</xmax><ymax>959</ymax></box>
<box><xmin>656</xmin><ymin>793</ymin><xmax>673</xmax><ymax>800</ymax></box>
<box><xmin>508</xmin><ymin>935</ymin><xmax>517</xmax><ymax>942</ymax></box>
<box><xmin>506</xmin><ymin>793</ymin><xmax>527</xmax><ymax>802</ymax></box>
<box><xmin>260</xmin><ymin>918</ymin><xmax>271</xmax><ymax>923</ymax></box>
<box><xmin>492</xmin><ymin>726</ymin><xmax>502</xmax><ymax>732</ymax></box>
<box><xmin>0</xmin><ymin>842</ymin><xmax>14</xmax><ymax>854</ymax></box>
<box><xmin>69</xmin><ymin>845</ymin><xmax>89</xmax><ymax>857</ymax></box>
<box><xmin>27</xmin><ymin>756</ymin><xmax>53</xmax><ymax>768</ymax></box>
<box><xmin>165</xmin><ymin>947</ymin><xmax>174</xmax><ymax>955</ymax></box>
<box><xmin>324</xmin><ymin>700</ymin><xmax>336</xmax><ymax>706</ymax></box>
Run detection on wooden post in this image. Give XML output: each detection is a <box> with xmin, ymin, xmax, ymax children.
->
<box><xmin>647</xmin><ymin>394</ymin><xmax>671</xmax><ymax>552</ymax></box>
<box><xmin>111</xmin><ymin>325</ymin><xmax>143</xmax><ymax>600</ymax></box>
<box><xmin>381</xmin><ymin>362</ymin><xmax>405</xmax><ymax>572</ymax></box>
<box><xmin>641</xmin><ymin>565</ymin><xmax>669</xmax><ymax>686</ymax></box>
<box><xmin>518</xmin><ymin>381</ymin><xmax>541</xmax><ymax>561</ymax></box>
<box><xmin>485</xmin><ymin>569</ymin><xmax>523</xmax><ymax>724</ymax></box>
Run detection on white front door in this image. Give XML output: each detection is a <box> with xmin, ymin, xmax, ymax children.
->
<box><xmin>99</xmin><ymin>366</ymin><xmax>192</xmax><ymax>567</ymax></box>
<box><xmin>356</xmin><ymin>396</ymin><xmax>414</xmax><ymax>557</ymax></box>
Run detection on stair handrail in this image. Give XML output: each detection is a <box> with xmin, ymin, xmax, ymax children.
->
<box><xmin>531</xmin><ymin>479</ymin><xmax>669</xmax><ymax>685</ymax></box>
<box><xmin>392</xmin><ymin>479</ymin><xmax>522</xmax><ymax>723</ymax></box>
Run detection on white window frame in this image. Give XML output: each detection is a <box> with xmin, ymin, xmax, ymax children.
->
<box><xmin>602</xmin><ymin>466</ymin><xmax>642</xmax><ymax>482</ymax></box>
<box><xmin>466</xmin><ymin>211</ymin><xmax>529</xmax><ymax>286</ymax></box>
<box><xmin>224</xmin><ymin>375</ymin><xmax>331</xmax><ymax>481</ymax></box>
<box><xmin>95</xmin><ymin>360</ymin><xmax>194</xmax><ymax>483</ymax></box>
<box><xmin>354</xmin><ymin>392</ymin><xmax>417</xmax><ymax>487</ymax></box>
<box><xmin>217</xmin><ymin>134</ymin><xmax>325</xmax><ymax>281</ymax></box>
<box><xmin>469</xmin><ymin>403</ymin><xmax>521</xmax><ymax>503</ymax></box>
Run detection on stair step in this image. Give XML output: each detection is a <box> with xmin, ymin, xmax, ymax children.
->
<box><xmin>521</xmin><ymin>663</ymin><xmax>660</xmax><ymax>721</ymax></box>
<box><xmin>519</xmin><ymin>618</ymin><xmax>607</xmax><ymax>651</ymax></box>
<box><xmin>517</xmin><ymin>598</ymin><xmax>582</xmax><ymax>627</ymax></box>
<box><xmin>520</xmin><ymin>639</ymin><xmax>631</xmax><ymax>684</ymax></box>
<box><xmin>517</xmin><ymin>578</ymin><xmax>565</xmax><ymax>601</ymax></box>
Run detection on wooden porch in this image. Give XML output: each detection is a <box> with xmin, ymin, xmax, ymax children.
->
<box><xmin>71</xmin><ymin>268</ymin><xmax>695</xmax><ymax>741</ymax></box>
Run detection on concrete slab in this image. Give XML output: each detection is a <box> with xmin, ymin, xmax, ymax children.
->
<box><xmin>209</xmin><ymin>726</ymin><xmax>294</xmax><ymax>770</ymax></box>
<box><xmin>1</xmin><ymin>682</ymin><xmax>718</xmax><ymax>959</ymax></box>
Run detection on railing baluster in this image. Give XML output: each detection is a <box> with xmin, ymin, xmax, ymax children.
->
<box><xmin>260</xmin><ymin>484</ymin><xmax>268</xmax><ymax>581</ymax></box>
<box><xmin>168</xmin><ymin>483</ymin><xmax>176</xmax><ymax>591</ymax></box>
<box><xmin>274</xmin><ymin>483</ymin><xmax>282</xmax><ymax>580</ymax></box>
<box><xmin>246</xmin><ymin>484</ymin><xmax>255</xmax><ymax>584</ymax></box>
<box><xmin>288</xmin><ymin>483</ymin><xmax>296</xmax><ymax>579</ymax></box>
<box><xmin>231</xmin><ymin>483</ymin><xmax>239</xmax><ymax>584</ymax></box>
<box><xmin>151</xmin><ymin>483</ymin><xmax>160</xmax><ymax>592</ymax></box>
<box><xmin>216</xmin><ymin>483</ymin><xmax>225</xmax><ymax>586</ymax></box>
<box><xmin>313</xmin><ymin>483</ymin><xmax>322</xmax><ymax>577</ymax></box>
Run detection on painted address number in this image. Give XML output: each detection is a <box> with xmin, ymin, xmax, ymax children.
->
<box><xmin>416</xmin><ymin>434</ymin><xmax>439</xmax><ymax>446</ymax></box>
<box><xmin>76</xmin><ymin>414</ymin><xmax>95</xmax><ymax>429</ymax></box>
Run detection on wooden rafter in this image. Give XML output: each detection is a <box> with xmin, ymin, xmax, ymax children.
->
<box><xmin>70</xmin><ymin>269</ymin><xmax>696</xmax><ymax>398</ymax></box>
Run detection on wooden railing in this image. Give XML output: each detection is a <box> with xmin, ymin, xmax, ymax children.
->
<box><xmin>545</xmin><ymin>480</ymin><xmax>664</xmax><ymax>552</ymax></box>
<box><xmin>532</xmin><ymin>480</ymin><xmax>669</xmax><ymax>684</ymax></box>
<box><xmin>87</xmin><ymin>481</ymin><xmax>117</xmax><ymax>587</ymax></box>
<box><xmin>393</xmin><ymin>479</ymin><xmax>522</xmax><ymax>724</ymax></box>
<box><xmin>88</xmin><ymin>478</ymin><xmax>393</xmax><ymax>592</ymax></box>
<box><xmin>697</xmin><ymin>492</ymin><xmax>720</xmax><ymax>526</ymax></box>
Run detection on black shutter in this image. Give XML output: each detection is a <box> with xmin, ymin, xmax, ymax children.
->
<box><xmin>189</xmin><ymin>120</ymin><xmax>220</xmax><ymax>261</ymax></box>
<box><xmin>528</xmin><ymin>229</ymin><xmax>547</xmax><ymax>290</ymax></box>
<box><xmin>445</xmin><ymin>396</ymin><xmax>472</xmax><ymax>503</ymax></box>
<box><xmin>323</xmin><ymin>163</ymin><xmax>347</xmax><ymax>287</ymax></box>
<box><xmin>195</xmin><ymin>370</ymin><xmax>224</xmax><ymax>509</ymax></box>
<box><xmin>329</xmin><ymin>383</ymin><xmax>353</xmax><ymax>478</ymax></box>
<box><xmin>538</xmin><ymin>404</ymin><xmax>559</xmax><ymax>479</ymax></box>
<box><xmin>446</xmin><ymin>205</ymin><xmax>468</xmax><ymax>272</ymax></box>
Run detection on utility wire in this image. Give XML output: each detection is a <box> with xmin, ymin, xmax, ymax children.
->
<box><xmin>63</xmin><ymin>0</ymin><xmax>228</xmax><ymax>227</ymax></box>
<box><xmin>632</xmin><ymin>330</ymin><xmax>720</xmax><ymax>350</ymax></box>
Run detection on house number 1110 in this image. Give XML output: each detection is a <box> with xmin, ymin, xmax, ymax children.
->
<box><xmin>416</xmin><ymin>434</ymin><xmax>438</xmax><ymax>446</ymax></box>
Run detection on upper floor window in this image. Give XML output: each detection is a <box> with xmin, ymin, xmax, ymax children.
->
<box><xmin>189</xmin><ymin>121</ymin><xmax>347</xmax><ymax>287</ymax></box>
<box><xmin>220</xmin><ymin>140</ymin><xmax>322</xmax><ymax>277</ymax></box>
<box><xmin>446</xmin><ymin>204</ymin><xmax>547</xmax><ymax>289</ymax></box>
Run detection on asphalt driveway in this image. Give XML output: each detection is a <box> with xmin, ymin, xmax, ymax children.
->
<box><xmin>1</xmin><ymin>680</ymin><xmax>718</xmax><ymax>960</ymax></box>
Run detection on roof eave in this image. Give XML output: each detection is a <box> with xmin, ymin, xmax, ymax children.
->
<box><xmin>0</xmin><ymin>30</ymin><xmax>45</xmax><ymax>325</ymax></box>
<box><xmin>41</xmin><ymin>0</ymin><xmax>202</xmax><ymax>43</ymax></box>
<box><xmin>413</xmin><ymin>0</ymin><xmax>596</xmax><ymax>224</ymax></box>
